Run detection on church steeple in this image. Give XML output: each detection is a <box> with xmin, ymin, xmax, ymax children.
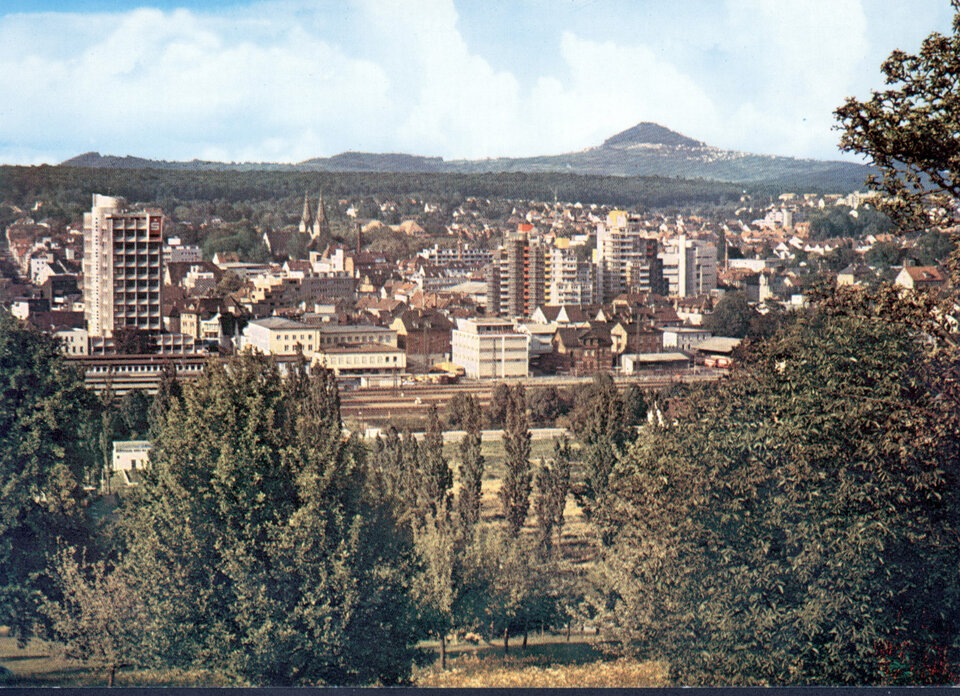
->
<box><xmin>313</xmin><ymin>194</ymin><xmax>330</xmax><ymax>240</ymax></box>
<box><xmin>299</xmin><ymin>192</ymin><xmax>313</xmax><ymax>234</ymax></box>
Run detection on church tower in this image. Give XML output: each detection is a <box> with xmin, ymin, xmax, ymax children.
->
<box><xmin>313</xmin><ymin>194</ymin><xmax>330</xmax><ymax>240</ymax></box>
<box><xmin>299</xmin><ymin>192</ymin><xmax>313</xmax><ymax>234</ymax></box>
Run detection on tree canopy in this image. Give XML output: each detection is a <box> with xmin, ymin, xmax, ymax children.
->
<box><xmin>117</xmin><ymin>355</ymin><xmax>420</xmax><ymax>685</ymax></box>
<box><xmin>0</xmin><ymin>312</ymin><xmax>97</xmax><ymax>640</ymax></box>
<box><xmin>836</xmin><ymin>0</ymin><xmax>960</xmax><ymax>256</ymax></box>
<box><xmin>591</xmin><ymin>307</ymin><xmax>960</xmax><ymax>685</ymax></box>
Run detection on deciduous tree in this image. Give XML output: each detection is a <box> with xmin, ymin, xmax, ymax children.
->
<box><xmin>591</xmin><ymin>311</ymin><xmax>960</xmax><ymax>685</ymax></box>
<box><xmin>0</xmin><ymin>313</ymin><xmax>96</xmax><ymax>640</ymax></box>
<box><xmin>119</xmin><ymin>355</ymin><xmax>420</xmax><ymax>685</ymax></box>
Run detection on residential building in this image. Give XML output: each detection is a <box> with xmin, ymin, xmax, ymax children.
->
<box><xmin>595</xmin><ymin>210</ymin><xmax>664</xmax><ymax>301</ymax></box>
<box><xmin>895</xmin><ymin>265</ymin><xmax>947</xmax><ymax>291</ymax></box>
<box><xmin>83</xmin><ymin>194</ymin><xmax>164</xmax><ymax>337</ymax></box>
<box><xmin>390</xmin><ymin>308</ymin><xmax>454</xmax><ymax>372</ymax></box>
<box><xmin>660</xmin><ymin>234</ymin><xmax>717</xmax><ymax>298</ymax></box>
<box><xmin>451</xmin><ymin>317</ymin><xmax>529</xmax><ymax>379</ymax></box>
<box><xmin>489</xmin><ymin>228</ymin><xmax>545</xmax><ymax>317</ymax></box>
<box><xmin>547</xmin><ymin>244</ymin><xmax>595</xmax><ymax>305</ymax></box>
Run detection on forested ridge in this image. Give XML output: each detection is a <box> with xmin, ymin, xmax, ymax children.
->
<box><xmin>0</xmin><ymin>164</ymin><xmax>767</xmax><ymax>212</ymax></box>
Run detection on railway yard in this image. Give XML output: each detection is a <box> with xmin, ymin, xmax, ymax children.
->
<box><xmin>337</xmin><ymin>369</ymin><xmax>724</xmax><ymax>425</ymax></box>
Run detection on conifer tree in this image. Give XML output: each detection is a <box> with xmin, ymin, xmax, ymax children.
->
<box><xmin>499</xmin><ymin>384</ymin><xmax>532</xmax><ymax>537</ymax></box>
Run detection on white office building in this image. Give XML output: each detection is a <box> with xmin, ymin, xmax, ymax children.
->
<box><xmin>451</xmin><ymin>318</ymin><xmax>529</xmax><ymax>379</ymax></box>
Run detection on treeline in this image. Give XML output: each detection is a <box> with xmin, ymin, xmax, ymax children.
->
<box><xmin>0</xmin><ymin>164</ymin><xmax>764</xmax><ymax>214</ymax></box>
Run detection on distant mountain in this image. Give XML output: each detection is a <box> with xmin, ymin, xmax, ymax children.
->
<box><xmin>61</xmin><ymin>123</ymin><xmax>872</xmax><ymax>191</ymax></box>
<box><xmin>602</xmin><ymin>122</ymin><xmax>705</xmax><ymax>149</ymax></box>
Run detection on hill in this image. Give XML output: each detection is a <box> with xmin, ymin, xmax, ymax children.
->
<box><xmin>59</xmin><ymin>122</ymin><xmax>872</xmax><ymax>191</ymax></box>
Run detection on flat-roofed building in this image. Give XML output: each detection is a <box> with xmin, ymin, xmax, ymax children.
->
<box><xmin>315</xmin><ymin>323</ymin><xmax>397</xmax><ymax>348</ymax></box>
<box><xmin>83</xmin><ymin>194</ymin><xmax>164</xmax><ymax>337</ymax></box>
<box><xmin>240</xmin><ymin>317</ymin><xmax>317</xmax><ymax>356</ymax></box>
<box><xmin>313</xmin><ymin>342</ymin><xmax>406</xmax><ymax>375</ymax></box>
<box><xmin>451</xmin><ymin>317</ymin><xmax>529</xmax><ymax>379</ymax></box>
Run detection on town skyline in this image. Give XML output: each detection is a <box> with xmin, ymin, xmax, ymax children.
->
<box><xmin>0</xmin><ymin>0</ymin><xmax>955</xmax><ymax>166</ymax></box>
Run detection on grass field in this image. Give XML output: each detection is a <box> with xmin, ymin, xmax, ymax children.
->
<box><xmin>0</xmin><ymin>631</ymin><xmax>666</xmax><ymax>688</ymax></box>
<box><xmin>0</xmin><ymin>634</ymin><xmax>238</xmax><ymax>687</ymax></box>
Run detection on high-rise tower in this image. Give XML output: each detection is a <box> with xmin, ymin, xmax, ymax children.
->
<box><xmin>83</xmin><ymin>194</ymin><xmax>164</xmax><ymax>337</ymax></box>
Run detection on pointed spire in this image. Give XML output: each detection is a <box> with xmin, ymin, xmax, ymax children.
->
<box><xmin>299</xmin><ymin>192</ymin><xmax>313</xmax><ymax>234</ymax></box>
<box><xmin>313</xmin><ymin>194</ymin><xmax>330</xmax><ymax>240</ymax></box>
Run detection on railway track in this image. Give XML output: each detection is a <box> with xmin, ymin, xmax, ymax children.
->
<box><xmin>338</xmin><ymin>371</ymin><xmax>723</xmax><ymax>420</ymax></box>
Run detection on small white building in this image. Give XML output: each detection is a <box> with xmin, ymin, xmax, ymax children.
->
<box><xmin>661</xmin><ymin>327</ymin><xmax>713</xmax><ymax>352</ymax></box>
<box><xmin>451</xmin><ymin>318</ymin><xmax>529</xmax><ymax>379</ymax></box>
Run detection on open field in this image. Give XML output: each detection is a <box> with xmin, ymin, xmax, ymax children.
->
<box><xmin>0</xmin><ymin>631</ymin><xmax>666</xmax><ymax>688</ymax></box>
<box><xmin>0</xmin><ymin>635</ymin><xmax>238</xmax><ymax>687</ymax></box>
<box><xmin>414</xmin><ymin>633</ymin><xmax>668</xmax><ymax>687</ymax></box>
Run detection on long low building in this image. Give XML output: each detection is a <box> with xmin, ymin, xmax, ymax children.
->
<box><xmin>67</xmin><ymin>353</ymin><xmax>207</xmax><ymax>395</ymax></box>
<box><xmin>313</xmin><ymin>342</ymin><xmax>406</xmax><ymax>376</ymax></box>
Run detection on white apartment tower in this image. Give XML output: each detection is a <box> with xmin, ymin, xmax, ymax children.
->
<box><xmin>83</xmin><ymin>194</ymin><xmax>164</xmax><ymax>337</ymax></box>
<box><xmin>660</xmin><ymin>234</ymin><xmax>717</xmax><ymax>298</ymax></box>
<box><xmin>596</xmin><ymin>210</ymin><xmax>663</xmax><ymax>301</ymax></box>
<box><xmin>548</xmin><ymin>245</ymin><xmax>595</xmax><ymax>305</ymax></box>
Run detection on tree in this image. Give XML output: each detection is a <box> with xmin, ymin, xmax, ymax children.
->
<box><xmin>117</xmin><ymin>390</ymin><xmax>150</xmax><ymax>440</ymax></box>
<box><xmin>41</xmin><ymin>547</ymin><xmax>146</xmax><ymax>687</ymax></box>
<box><xmin>113</xmin><ymin>326</ymin><xmax>156</xmax><ymax>355</ymax></box>
<box><xmin>526</xmin><ymin>386</ymin><xmax>568</xmax><ymax>426</ymax></box>
<box><xmin>455</xmin><ymin>395</ymin><xmax>484</xmax><ymax>534</ymax></box>
<box><xmin>485</xmin><ymin>382</ymin><xmax>511</xmax><ymax>427</ymax></box>
<box><xmin>591</xmin><ymin>309</ymin><xmax>960</xmax><ymax>685</ymax></box>
<box><xmin>568</xmin><ymin>373</ymin><xmax>632</xmax><ymax>522</ymax></box>
<box><xmin>445</xmin><ymin>392</ymin><xmax>475</xmax><ymax>429</ymax></box>
<box><xmin>706</xmin><ymin>292</ymin><xmax>752</xmax><ymax>338</ymax></box>
<box><xmin>420</xmin><ymin>406</ymin><xmax>453</xmax><ymax>517</ymax></box>
<box><xmin>0</xmin><ymin>313</ymin><xmax>97</xmax><ymax>640</ymax></box>
<box><xmin>119</xmin><ymin>355</ymin><xmax>421</xmax><ymax>685</ymax></box>
<box><xmin>499</xmin><ymin>385</ymin><xmax>532</xmax><ymax>538</ymax></box>
<box><xmin>836</xmin><ymin>0</ymin><xmax>960</xmax><ymax>262</ymax></box>
<box><xmin>533</xmin><ymin>437</ymin><xmax>572</xmax><ymax>554</ymax></box>
<box><xmin>147</xmin><ymin>363</ymin><xmax>181</xmax><ymax>440</ymax></box>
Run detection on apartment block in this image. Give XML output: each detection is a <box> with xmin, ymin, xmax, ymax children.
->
<box><xmin>489</xmin><ymin>227</ymin><xmax>545</xmax><ymax>317</ymax></box>
<box><xmin>596</xmin><ymin>210</ymin><xmax>664</xmax><ymax>302</ymax></box>
<box><xmin>660</xmin><ymin>234</ymin><xmax>717</xmax><ymax>298</ymax></box>
<box><xmin>83</xmin><ymin>194</ymin><xmax>164</xmax><ymax>337</ymax></box>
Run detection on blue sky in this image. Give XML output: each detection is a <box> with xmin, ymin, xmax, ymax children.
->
<box><xmin>0</xmin><ymin>0</ymin><xmax>954</xmax><ymax>165</ymax></box>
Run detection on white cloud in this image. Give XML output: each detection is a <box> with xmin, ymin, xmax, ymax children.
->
<box><xmin>717</xmin><ymin>0</ymin><xmax>870</xmax><ymax>157</ymax></box>
<box><xmin>0</xmin><ymin>5</ymin><xmax>392</xmax><ymax>163</ymax></box>
<box><xmin>527</xmin><ymin>31</ymin><xmax>720</xmax><ymax>153</ymax></box>
<box><xmin>0</xmin><ymin>0</ymin><xmax>946</xmax><ymax>165</ymax></box>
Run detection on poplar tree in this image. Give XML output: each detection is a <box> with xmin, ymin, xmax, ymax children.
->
<box><xmin>455</xmin><ymin>395</ymin><xmax>484</xmax><ymax>534</ymax></box>
<box><xmin>499</xmin><ymin>384</ymin><xmax>532</xmax><ymax>537</ymax></box>
<box><xmin>534</xmin><ymin>436</ymin><xmax>572</xmax><ymax>553</ymax></box>
<box><xmin>421</xmin><ymin>406</ymin><xmax>453</xmax><ymax>518</ymax></box>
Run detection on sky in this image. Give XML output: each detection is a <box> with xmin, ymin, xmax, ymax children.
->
<box><xmin>0</xmin><ymin>0</ymin><xmax>954</xmax><ymax>165</ymax></box>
